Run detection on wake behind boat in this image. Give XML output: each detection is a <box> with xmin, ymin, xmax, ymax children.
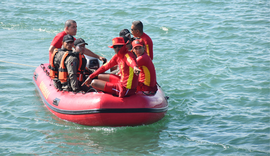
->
<box><xmin>33</xmin><ymin>63</ymin><xmax>169</xmax><ymax>126</ymax></box>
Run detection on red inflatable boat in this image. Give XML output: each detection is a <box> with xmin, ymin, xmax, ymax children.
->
<box><xmin>33</xmin><ymin>64</ymin><xmax>169</xmax><ymax>126</ymax></box>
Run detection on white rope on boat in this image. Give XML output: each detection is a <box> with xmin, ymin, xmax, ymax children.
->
<box><xmin>0</xmin><ymin>60</ymin><xmax>37</xmax><ymax>68</ymax></box>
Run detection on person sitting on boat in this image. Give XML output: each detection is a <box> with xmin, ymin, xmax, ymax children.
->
<box><xmin>49</xmin><ymin>34</ymin><xmax>75</xmax><ymax>89</ymax></box>
<box><xmin>119</xmin><ymin>29</ymin><xmax>132</xmax><ymax>41</ymax></box>
<box><xmin>110</xmin><ymin>35</ymin><xmax>132</xmax><ymax>75</ymax></box>
<box><xmin>58</xmin><ymin>38</ymin><xmax>92</xmax><ymax>92</ymax></box>
<box><xmin>48</xmin><ymin>19</ymin><xmax>107</xmax><ymax>63</ymax></box>
<box><xmin>132</xmin><ymin>39</ymin><xmax>158</xmax><ymax>94</ymax></box>
<box><xmin>131</xmin><ymin>20</ymin><xmax>153</xmax><ymax>60</ymax></box>
<box><xmin>120</xmin><ymin>29</ymin><xmax>136</xmax><ymax>51</ymax></box>
<box><xmin>82</xmin><ymin>37</ymin><xmax>141</xmax><ymax>98</ymax></box>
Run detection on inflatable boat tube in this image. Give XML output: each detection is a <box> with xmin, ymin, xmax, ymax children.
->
<box><xmin>33</xmin><ymin>63</ymin><xmax>169</xmax><ymax>126</ymax></box>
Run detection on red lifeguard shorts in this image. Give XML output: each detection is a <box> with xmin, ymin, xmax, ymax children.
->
<box><xmin>103</xmin><ymin>74</ymin><xmax>136</xmax><ymax>98</ymax></box>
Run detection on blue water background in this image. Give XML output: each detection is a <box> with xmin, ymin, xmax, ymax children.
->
<box><xmin>0</xmin><ymin>0</ymin><xmax>269</xmax><ymax>155</ymax></box>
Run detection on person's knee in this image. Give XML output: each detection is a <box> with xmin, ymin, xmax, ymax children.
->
<box><xmin>91</xmin><ymin>79</ymin><xmax>98</xmax><ymax>87</ymax></box>
<box><xmin>91</xmin><ymin>79</ymin><xmax>106</xmax><ymax>91</ymax></box>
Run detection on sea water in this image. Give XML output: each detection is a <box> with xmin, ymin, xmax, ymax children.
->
<box><xmin>0</xmin><ymin>0</ymin><xmax>269</xmax><ymax>155</ymax></box>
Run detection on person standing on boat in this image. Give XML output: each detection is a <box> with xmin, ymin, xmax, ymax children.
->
<box><xmin>132</xmin><ymin>39</ymin><xmax>158</xmax><ymax>94</ymax></box>
<box><xmin>82</xmin><ymin>37</ymin><xmax>141</xmax><ymax>98</ymax></box>
<box><xmin>131</xmin><ymin>20</ymin><xmax>153</xmax><ymax>60</ymax></box>
<box><xmin>58</xmin><ymin>38</ymin><xmax>91</xmax><ymax>92</ymax></box>
<box><xmin>48</xmin><ymin>19</ymin><xmax>106</xmax><ymax>63</ymax></box>
<box><xmin>49</xmin><ymin>34</ymin><xmax>75</xmax><ymax>89</ymax></box>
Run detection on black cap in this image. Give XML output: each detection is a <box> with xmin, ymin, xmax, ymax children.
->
<box><xmin>74</xmin><ymin>38</ymin><xmax>88</xmax><ymax>47</ymax></box>
<box><xmin>63</xmin><ymin>34</ymin><xmax>74</xmax><ymax>42</ymax></box>
<box><xmin>122</xmin><ymin>36</ymin><xmax>130</xmax><ymax>44</ymax></box>
<box><xmin>119</xmin><ymin>29</ymin><xmax>131</xmax><ymax>37</ymax></box>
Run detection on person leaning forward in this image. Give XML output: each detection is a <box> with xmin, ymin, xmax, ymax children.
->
<box><xmin>58</xmin><ymin>38</ymin><xmax>89</xmax><ymax>92</ymax></box>
<box><xmin>82</xmin><ymin>37</ymin><xmax>141</xmax><ymax>98</ymax></box>
<box><xmin>131</xmin><ymin>20</ymin><xmax>153</xmax><ymax>60</ymax></box>
<box><xmin>48</xmin><ymin>19</ymin><xmax>107</xmax><ymax>63</ymax></box>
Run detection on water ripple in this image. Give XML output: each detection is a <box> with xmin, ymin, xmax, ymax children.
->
<box><xmin>0</xmin><ymin>0</ymin><xmax>270</xmax><ymax>155</ymax></box>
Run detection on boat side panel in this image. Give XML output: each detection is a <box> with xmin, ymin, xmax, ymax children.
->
<box><xmin>33</xmin><ymin>63</ymin><xmax>168</xmax><ymax>126</ymax></box>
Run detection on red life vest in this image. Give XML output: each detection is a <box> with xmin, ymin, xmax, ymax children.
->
<box><xmin>58</xmin><ymin>51</ymin><xmax>86</xmax><ymax>85</ymax></box>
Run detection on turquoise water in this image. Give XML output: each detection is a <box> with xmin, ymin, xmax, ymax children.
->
<box><xmin>0</xmin><ymin>0</ymin><xmax>269</xmax><ymax>155</ymax></box>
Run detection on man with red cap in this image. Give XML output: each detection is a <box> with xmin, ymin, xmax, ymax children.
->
<box><xmin>132</xmin><ymin>39</ymin><xmax>157</xmax><ymax>94</ymax></box>
<box><xmin>82</xmin><ymin>37</ymin><xmax>141</xmax><ymax>98</ymax></box>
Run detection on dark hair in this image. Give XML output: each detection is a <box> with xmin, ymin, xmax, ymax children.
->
<box><xmin>65</xmin><ymin>20</ymin><xmax>76</xmax><ymax>28</ymax></box>
<box><xmin>122</xmin><ymin>36</ymin><xmax>131</xmax><ymax>44</ymax></box>
<box><xmin>119</xmin><ymin>29</ymin><xmax>130</xmax><ymax>37</ymax></box>
<box><xmin>132</xmin><ymin>20</ymin><xmax>143</xmax><ymax>32</ymax></box>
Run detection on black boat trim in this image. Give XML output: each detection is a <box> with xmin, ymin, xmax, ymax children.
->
<box><xmin>33</xmin><ymin>77</ymin><xmax>168</xmax><ymax>115</ymax></box>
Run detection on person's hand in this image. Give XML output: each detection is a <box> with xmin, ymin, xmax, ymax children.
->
<box><xmin>134</xmin><ymin>66</ymin><xmax>141</xmax><ymax>76</ymax></box>
<box><xmin>81</xmin><ymin>76</ymin><xmax>92</xmax><ymax>87</ymax></box>
<box><xmin>99</xmin><ymin>56</ymin><xmax>107</xmax><ymax>64</ymax></box>
<box><xmin>78</xmin><ymin>90</ymin><xmax>85</xmax><ymax>94</ymax></box>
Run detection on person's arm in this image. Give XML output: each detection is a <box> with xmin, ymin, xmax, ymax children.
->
<box><xmin>49</xmin><ymin>32</ymin><xmax>64</xmax><ymax>57</ymax></box>
<box><xmin>136</xmin><ymin>55</ymin><xmax>144</xmax><ymax>67</ymax></box>
<box><xmin>143</xmin><ymin>36</ymin><xmax>153</xmax><ymax>60</ymax></box>
<box><xmin>146</xmin><ymin>43</ymin><xmax>153</xmax><ymax>60</ymax></box>
<box><xmin>124</xmin><ymin>53</ymin><xmax>140</xmax><ymax>76</ymax></box>
<box><xmin>65</xmin><ymin>57</ymin><xmax>80</xmax><ymax>92</ymax></box>
<box><xmin>133</xmin><ymin>66</ymin><xmax>141</xmax><ymax>76</ymax></box>
<box><xmin>84</xmin><ymin>48</ymin><xmax>107</xmax><ymax>64</ymax></box>
<box><xmin>49</xmin><ymin>45</ymin><xmax>56</xmax><ymax>54</ymax></box>
<box><xmin>82</xmin><ymin>55</ymin><xmax>117</xmax><ymax>87</ymax></box>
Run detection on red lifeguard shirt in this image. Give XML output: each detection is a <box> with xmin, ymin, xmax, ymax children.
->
<box><xmin>137</xmin><ymin>52</ymin><xmax>157</xmax><ymax>90</ymax></box>
<box><xmin>49</xmin><ymin>31</ymin><xmax>76</xmax><ymax>60</ymax></box>
<box><xmin>51</xmin><ymin>31</ymin><xmax>67</xmax><ymax>49</ymax></box>
<box><xmin>89</xmin><ymin>49</ymin><xmax>138</xmax><ymax>90</ymax></box>
<box><xmin>140</xmin><ymin>32</ymin><xmax>153</xmax><ymax>60</ymax></box>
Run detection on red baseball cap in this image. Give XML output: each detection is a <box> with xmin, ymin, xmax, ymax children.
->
<box><xmin>108</xmin><ymin>37</ymin><xmax>126</xmax><ymax>48</ymax></box>
<box><xmin>132</xmin><ymin>39</ymin><xmax>144</xmax><ymax>49</ymax></box>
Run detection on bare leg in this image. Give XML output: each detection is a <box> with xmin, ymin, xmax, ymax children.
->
<box><xmin>91</xmin><ymin>79</ymin><xmax>107</xmax><ymax>91</ymax></box>
<box><xmin>98</xmin><ymin>74</ymin><xmax>110</xmax><ymax>82</ymax></box>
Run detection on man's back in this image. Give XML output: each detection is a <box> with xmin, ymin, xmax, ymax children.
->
<box><xmin>53</xmin><ymin>49</ymin><xmax>67</xmax><ymax>70</ymax></box>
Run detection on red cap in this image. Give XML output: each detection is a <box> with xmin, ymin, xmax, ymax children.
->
<box><xmin>108</xmin><ymin>37</ymin><xmax>126</xmax><ymax>48</ymax></box>
<box><xmin>132</xmin><ymin>39</ymin><xmax>144</xmax><ymax>49</ymax></box>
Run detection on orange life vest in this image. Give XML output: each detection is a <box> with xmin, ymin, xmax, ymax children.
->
<box><xmin>48</xmin><ymin>48</ymin><xmax>59</xmax><ymax>79</ymax></box>
<box><xmin>58</xmin><ymin>51</ymin><xmax>86</xmax><ymax>85</ymax></box>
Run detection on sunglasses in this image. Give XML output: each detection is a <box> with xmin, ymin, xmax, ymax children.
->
<box><xmin>113</xmin><ymin>45</ymin><xmax>123</xmax><ymax>49</ymax></box>
<box><xmin>131</xmin><ymin>29</ymin><xmax>137</xmax><ymax>31</ymax></box>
